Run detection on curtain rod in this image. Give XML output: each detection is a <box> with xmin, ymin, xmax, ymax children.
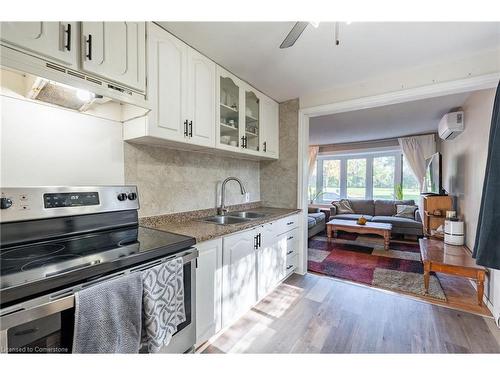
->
<box><xmin>311</xmin><ymin>131</ymin><xmax>438</xmax><ymax>148</ymax></box>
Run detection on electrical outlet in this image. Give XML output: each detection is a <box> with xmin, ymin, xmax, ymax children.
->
<box><xmin>245</xmin><ymin>192</ymin><xmax>250</xmax><ymax>203</ymax></box>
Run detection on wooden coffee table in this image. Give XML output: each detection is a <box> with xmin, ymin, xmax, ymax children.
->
<box><xmin>327</xmin><ymin>219</ymin><xmax>392</xmax><ymax>250</ymax></box>
<box><xmin>419</xmin><ymin>238</ymin><xmax>487</xmax><ymax>305</ymax></box>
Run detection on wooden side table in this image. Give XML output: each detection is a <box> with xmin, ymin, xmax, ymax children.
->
<box><xmin>419</xmin><ymin>238</ymin><xmax>486</xmax><ymax>305</ymax></box>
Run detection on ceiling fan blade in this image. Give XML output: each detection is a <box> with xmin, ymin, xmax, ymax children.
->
<box><xmin>279</xmin><ymin>22</ymin><xmax>309</xmax><ymax>49</ymax></box>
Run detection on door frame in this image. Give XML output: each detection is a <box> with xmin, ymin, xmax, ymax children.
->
<box><xmin>295</xmin><ymin>72</ymin><xmax>500</xmax><ymax>275</ymax></box>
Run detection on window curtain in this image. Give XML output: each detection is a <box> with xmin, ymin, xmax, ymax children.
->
<box><xmin>398</xmin><ymin>134</ymin><xmax>436</xmax><ymax>213</ymax></box>
<box><xmin>308</xmin><ymin>146</ymin><xmax>319</xmax><ymax>178</ymax></box>
<box><xmin>473</xmin><ymin>82</ymin><xmax>500</xmax><ymax>270</ymax></box>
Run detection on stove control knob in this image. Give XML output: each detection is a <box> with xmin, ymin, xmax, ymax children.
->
<box><xmin>117</xmin><ymin>193</ymin><xmax>128</xmax><ymax>201</ymax></box>
<box><xmin>127</xmin><ymin>192</ymin><xmax>137</xmax><ymax>201</ymax></box>
<box><xmin>0</xmin><ymin>197</ymin><xmax>13</xmax><ymax>209</ymax></box>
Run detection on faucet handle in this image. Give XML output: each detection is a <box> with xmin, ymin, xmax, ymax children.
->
<box><xmin>217</xmin><ymin>207</ymin><xmax>228</xmax><ymax>216</ymax></box>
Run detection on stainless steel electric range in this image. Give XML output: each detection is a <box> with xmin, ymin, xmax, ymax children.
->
<box><xmin>0</xmin><ymin>186</ymin><xmax>197</xmax><ymax>353</ymax></box>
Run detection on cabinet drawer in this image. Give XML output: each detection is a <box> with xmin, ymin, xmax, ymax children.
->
<box><xmin>280</xmin><ymin>228</ymin><xmax>299</xmax><ymax>259</ymax></box>
<box><xmin>275</xmin><ymin>214</ymin><xmax>299</xmax><ymax>236</ymax></box>
<box><xmin>285</xmin><ymin>254</ymin><xmax>298</xmax><ymax>276</ymax></box>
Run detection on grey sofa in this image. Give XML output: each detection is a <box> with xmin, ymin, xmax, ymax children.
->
<box><xmin>330</xmin><ymin>199</ymin><xmax>423</xmax><ymax>236</ymax></box>
<box><xmin>308</xmin><ymin>208</ymin><xmax>326</xmax><ymax>238</ymax></box>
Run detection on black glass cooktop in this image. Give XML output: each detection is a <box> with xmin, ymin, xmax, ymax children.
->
<box><xmin>0</xmin><ymin>226</ymin><xmax>195</xmax><ymax>306</ymax></box>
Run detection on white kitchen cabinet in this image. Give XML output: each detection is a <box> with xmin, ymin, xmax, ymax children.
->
<box><xmin>81</xmin><ymin>22</ymin><xmax>146</xmax><ymax>92</ymax></box>
<box><xmin>195</xmin><ymin>238</ymin><xmax>223</xmax><ymax>346</ymax></box>
<box><xmin>216</xmin><ymin>66</ymin><xmax>278</xmax><ymax>159</ymax></box>
<box><xmin>0</xmin><ymin>22</ymin><xmax>78</xmax><ymax>67</ymax></box>
<box><xmin>257</xmin><ymin>222</ymin><xmax>286</xmax><ymax>299</ymax></box>
<box><xmin>186</xmin><ymin>48</ymin><xmax>216</xmax><ymax>147</ymax></box>
<box><xmin>124</xmin><ymin>24</ymin><xmax>215</xmax><ymax>148</ymax></box>
<box><xmin>145</xmin><ymin>23</ymin><xmax>188</xmax><ymax>142</ymax></box>
<box><xmin>261</xmin><ymin>96</ymin><xmax>280</xmax><ymax>158</ymax></box>
<box><xmin>222</xmin><ymin>228</ymin><xmax>258</xmax><ymax>327</ymax></box>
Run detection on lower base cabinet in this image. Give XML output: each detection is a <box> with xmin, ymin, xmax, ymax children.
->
<box><xmin>221</xmin><ymin>228</ymin><xmax>258</xmax><ymax>328</ymax></box>
<box><xmin>195</xmin><ymin>238</ymin><xmax>223</xmax><ymax>346</ymax></box>
<box><xmin>195</xmin><ymin>214</ymin><xmax>299</xmax><ymax>346</ymax></box>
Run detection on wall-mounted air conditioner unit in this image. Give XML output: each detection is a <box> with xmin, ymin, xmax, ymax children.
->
<box><xmin>438</xmin><ymin>111</ymin><xmax>464</xmax><ymax>140</ymax></box>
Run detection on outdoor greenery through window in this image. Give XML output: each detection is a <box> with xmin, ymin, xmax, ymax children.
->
<box><xmin>309</xmin><ymin>150</ymin><xmax>421</xmax><ymax>204</ymax></box>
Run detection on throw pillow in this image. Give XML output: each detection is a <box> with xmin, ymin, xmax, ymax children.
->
<box><xmin>394</xmin><ymin>204</ymin><xmax>418</xmax><ymax>219</ymax></box>
<box><xmin>333</xmin><ymin>199</ymin><xmax>355</xmax><ymax>214</ymax></box>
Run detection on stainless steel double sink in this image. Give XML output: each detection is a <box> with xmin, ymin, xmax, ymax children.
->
<box><xmin>200</xmin><ymin>211</ymin><xmax>266</xmax><ymax>225</ymax></box>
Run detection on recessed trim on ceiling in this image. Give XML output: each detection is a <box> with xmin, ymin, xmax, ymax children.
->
<box><xmin>301</xmin><ymin>72</ymin><xmax>500</xmax><ymax>118</ymax></box>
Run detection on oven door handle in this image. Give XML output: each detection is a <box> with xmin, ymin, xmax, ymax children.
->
<box><xmin>0</xmin><ymin>248</ymin><xmax>198</xmax><ymax>337</ymax></box>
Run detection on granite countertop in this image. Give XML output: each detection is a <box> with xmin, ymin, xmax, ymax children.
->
<box><xmin>140</xmin><ymin>205</ymin><xmax>301</xmax><ymax>243</ymax></box>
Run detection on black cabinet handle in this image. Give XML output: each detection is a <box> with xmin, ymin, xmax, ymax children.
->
<box><xmin>258</xmin><ymin>233</ymin><xmax>262</xmax><ymax>248</ymax></box>
<box><xmin>241</xmin><ymin>136</ymin><xmax>245</xmax><ymax>148</ymax></box>
<box><xmin>287</xmin><ymin>236</ymin><xmax>294</xmax><ymax>240</ymax></box>
<box><xmin>184</xmin><ymin>120</ymin><xmax>189</xmax><ymax>136</ymax></box>
<box><xmin>65</xmin><ymin>23</ymin><xmax>72</xmax><ymax>51</ymax></box>
<box><xmin>245</xmin><ymin>136</ymin><xmax>248</xmax><ymax>148</ymax></box>
<box><xmin>86</xmin><ymin>34</ymin><xmax>92</xmax><ymax>60</ymax></box>
<box><xmin>286</xmin><ymin>265</ymin><xmax>294</xmax><ymax>270</ymax></box>
<box><xmin>189</xmin><ymin>121</ymin><xmax>193</xmax><ymax>137</ymax></box>
<box><xmin>263</xmin><ymin>141</ymin><xmax>267</xmax><ymax>152</ymax></box>
<box><xmin>287</xmin><ymin>250</ymin><xmax>294</xmax><ymax>255</ymax></box>
<box><xmin>286</xmin><ymin>221</ymin><xmax>294</xmax><ymax>225</ymax></box>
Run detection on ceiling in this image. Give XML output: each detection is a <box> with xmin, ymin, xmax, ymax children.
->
<box><xmin>309</xmin><ymin>92</ymin><xmax>472</xmax><ymax>145</ymax></box>
<box><xmin>158</xmin><ymin>22</ymin><xmax>500</xmax><ymax>102</ymax></box>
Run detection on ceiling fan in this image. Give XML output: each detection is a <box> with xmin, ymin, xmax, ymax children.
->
<box><xmin>279</xmin><ymin>22</ymin><xmax>341</xmax><ymax>49</ymax></box>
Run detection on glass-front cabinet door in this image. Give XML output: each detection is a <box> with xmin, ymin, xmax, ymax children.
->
<box><xmin>219</xmin><ymin>74</ymin><xmax>241</xmax><ymax>149</ymax></box>
<box><xmin>244</xmin><ymin>89</ymin><xmax>260</xmax><ymax>152</ymax></box>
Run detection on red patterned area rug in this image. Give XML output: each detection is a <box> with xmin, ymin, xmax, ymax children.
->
<box><xmin>308</xmin><ymin>231</ymin><xmax>446</xmax><ymax>301</ymax></box>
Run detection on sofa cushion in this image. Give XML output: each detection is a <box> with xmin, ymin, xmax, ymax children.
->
<box><xmin>333</xmin><ymin>214</ymin><xmax>373</xmax><ymax>221</ymax></box>
<box><xmin>309</xmin><ymin>212</ymin><xmax>326</xmax><ymax>224</ymax></box>
<box><xmin>308</xmin><ymin>207</ymin><xmax>320</xmax><ymax>214</ymax></box>
<box><xmin>374</xmin><ymin>199</ymin><xmax>415</xmax><ymax>216</ymax></box>
<box><xmin>395</xmin><ymin>204</ymin><xmax>418</xmax><ymax>219</ymax></box>
<box><xmin>372</xmin><ymin>216</ymin><xmax>423</xmax><ymax>229</ymax></box>
<box><xmin>349</xmin><ymin>200</ymin><xmax>375</xmax><ymax>216</ymax></box>
<box><xmin>332</xmin><ymin>199</ymin><xmax>355</xmax><ymax>214</ymax></box>
<box><xmin>307</xmin><ymin>216</ymin><xmax>317</xmax><ymax>229</ymax></box>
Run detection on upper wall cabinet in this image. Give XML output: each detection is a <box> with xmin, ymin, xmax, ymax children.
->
<box><xmin>81</xmin><ymin>22</ymin><xmax>146</xmax><ymax>92</ymax></box>
<box><xmin>261</xmin><ymin>96</ymin><xmax>280</xmax><ymax>158</ymax></box>
<box><xmin>0</xmin><ymin>22</ymin><xmax>78</xmax><ymax>67</ymax></box>
<box><xmin>215</xmin><ymin>66</ymin><xmax>279</xmax><ymax>159</ymax></box>
<box><xmin>187</xmin><ymin>48</ymin><xmax>217</xmax><ymax>147</ymax></box>
<box><xmin>124</xmin><ymin>24</ymin><xmax>216</xmax><ymax>148</ymax></box>
<box><xmin>216</xmin><ymin>68</ymin><xmax>244</xmax><ymax>152</ymax></box>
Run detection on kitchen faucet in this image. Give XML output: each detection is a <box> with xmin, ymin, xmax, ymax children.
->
<box><xmin>218</xmin><ymin>177</ymin><xmax>246</xmax><ymax>215</ymax></box>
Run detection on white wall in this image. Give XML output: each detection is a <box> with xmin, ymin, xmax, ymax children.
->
<box><xmin>440</xmin><ymin>88</ymin><xmax>500</xmax><ymax>322</ymax></box>
<box><xmin>300</xmin><ymin>48</ymin><xmax>500</xmax><ymax>109</ymax></box>
<box><xmin>1</xmin><ymin>96</ymin><xmax>124</xmax><ymax>186</ymax></box>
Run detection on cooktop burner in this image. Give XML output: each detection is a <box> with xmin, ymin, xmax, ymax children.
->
<box><xmin>1</xmin><ymin>244</ymin><xmax>66</xmax><ymax>261</ymax></box>
<box><xmin>0</xmin><ymin>226</ymin><xmax>196</xmax><ymax>307</ymax></box>
<box><xmin>21</xmin><ymin>254</ymin><xmax>82</xmax><ymax>271</ymax></box>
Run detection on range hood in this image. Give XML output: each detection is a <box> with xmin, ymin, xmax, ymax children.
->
<box><xmin>1</xmin><ymin>67</ymin><xmax>149</xmax><ymax>122</ymax></box>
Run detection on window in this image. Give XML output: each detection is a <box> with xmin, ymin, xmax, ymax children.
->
<box><xmin>373</xmin><ymin>156</ymin><xmax>396</xmax><ymax>200</ymax></box>
<box><xmin>402</xmin><ymin>157</ymin><xmax>420</xmax><ymax>201</ymax></box>
<box><xmin>347</xmin><ymin>158</ymin><xmax>366</xmax><ymax>199</ymax></box>
<box><xmin>322</xmin><ymin>159</ymin><xmax>341</xmax><ymax>202</ymax></box>
<box><xmin>309</xmin><ymin>150</ymin><xmax>418</xmax><ymax>203</ymax></box>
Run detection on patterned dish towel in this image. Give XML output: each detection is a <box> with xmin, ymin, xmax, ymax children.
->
<box><xmin>141</xmin><ymin>257</ymin><xmax>186</xmax><ymax>353</ymax></box>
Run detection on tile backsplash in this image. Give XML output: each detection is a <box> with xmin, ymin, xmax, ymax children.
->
<box><xmin>124</xmin><ymin>143</ymin><xmax>260</xmax><ymax>217</ymax></box>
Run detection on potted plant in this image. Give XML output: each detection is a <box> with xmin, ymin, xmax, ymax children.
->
<box><xmin>395</xmin><ymin>183</ymin><xmax>404</xmax><ymax>200</ymax></box>
<box><xmin>308</xmin><ymin>187</ymin><xmax>326</xmax><ymax>204</ymax></box>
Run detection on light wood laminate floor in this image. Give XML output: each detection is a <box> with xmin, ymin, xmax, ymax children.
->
<box><xmin>202</xmin><ymin>273</ymin><xmax>500</xmax><ymax>354</ymax></box>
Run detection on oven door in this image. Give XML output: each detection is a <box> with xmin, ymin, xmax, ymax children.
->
<box><xmin>0</xmin><ymin>250</ymin><xmax>197</xmax><ymax>354</ymax></box>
